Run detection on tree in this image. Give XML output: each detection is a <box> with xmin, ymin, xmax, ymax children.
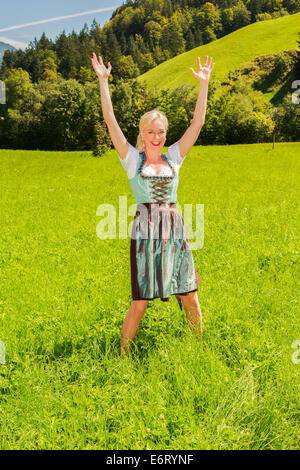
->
<box><xmin>245</xmin><ymin>0</ymin><xmax>264</xmax><ymax>21</ymax></box>
<box><xmin>40</xmin><ymin>50</ymin><xmax>59</xmax><ymax>82</ymax></box>
<box><xmin>78</xmin><ymin>66</ymin><xmax>94</xmax><ymax>84</ymax></box>
<box><xmin>56</xmin><ymin>31</ymin><xmax>80</xmax><ymax>80</ymax></box>
<box><xmin>137</xmin><ymin>52</ymin><xmax>157</xmax><ymax>73</ymax></box>
<box><xmin>195</xmin><ymin>2</ymin><xmax>223</xmax><ymax>38</ymax></box>
<box><xmin>40</xmin><ymin>79</ymin><xmax>86</xmax><ymax>150</ymax></box>
<box><xmin>282</xmin><ymin>0</ymin><xmax>300</xmax><ymax>13</ymax></box>
<box><xmin>35</xmin><ymin>33</ymin><xmax>53</xmax><ymax>51</ymax></box>
<box><xmin>135</xmin><ymin>34</ymin><xmax>148</xmax><ymax>54</ymax></box>
<box><xmin>152</xmin><ymin>45</ymin><xmax>166</xmax><ymax>64</ymax></box>
<box><xmin>271</xmin><ymin>94</ymin><xmax>300</xmax><ymax>142</ymax></box>
<box><xmin>161</xmin><ymin>19</ymin><xmax>186</xmax><ymax>57</ymax></box>
<box><xmin>92</xmin><ymin>120</ymin><xmax>111</xmax><ymax>156</ymax></box>
<box><xmin>221</xmin><ymin>8</ymin><xmax>234</xmax><ymax>34</ymax></box>
<box><xmin>186</xmin><ymin>29</ymin><xmax>196</xmax><ymax>51</ymax></box>
<box><xmin>232</xmin><ymin>0</ymin><xmax>251</xmax><ymax>29</ymax></box>
<box><xmin>90</xmin><ymin>22</ymin><xmax>104</xmax><ymax>59</ymax></box>
<box><xmin>5</xmin><ymin>68</ymin><xmax>34</xmax><ymax>107</ymax></box>
<box><xmin>272</xmin><ymin>52</ymin><xmax>294</xmax><ymax>78</ymax></box>
<box><xmin>0</xmin><ymin>50</ymin><xmax>14</xmax><ymax>79</ymax></box>
<box><xmin>106</xmin><ymin>31</ymin><xmax>122</xmax><ymax>75</ymax></box>
<box><xmin>2</xmin><ymin>69</ymin><xmax>44</xmax><ymax>148</ymax></box>
<box><xmin>162</xmin><ymin>0</ymin><xmax>174</xmax><ymax>17</ymax></box>
<box><xmin>203</xmin><ymin>26</ymin><xmax>217</xmax><ymax>43</ymax></box>
<box><xmin>127</xmin><ymin>35</ymin><xmax>139</xmax><ymax>62</ymax></box>
<box><xmin>111</xmin><ymin>79</ymin><xmax>134</xmax><ymax>137</ymax></box>
<box><xmin>193</xmin><ymin>28</ymin><xmax>203</xmax><ymax>47</ymax></box>
<box><xmin>256</xmin><ymin>12</ymin><xmax>272</xmax><ymax>20</ymax></box>
<box><xmin>119</xmin><ymin>55</ymin><xmax>140</xmax><ymax>79</ymax></box>
<box><xmin>144</xmin><ymin>21</ymin><xmax>162</xmax><ymax>50</ymax></box>
<box><xmin>172</xmin><ymin>7</ymin><xmax>193</xmax><ymax>36</ymax></box>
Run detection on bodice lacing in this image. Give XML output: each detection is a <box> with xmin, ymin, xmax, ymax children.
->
<box><xmin>138</xmin><ymin>153</ymin><xmax>176</xmax><ymax>204</ymax></box>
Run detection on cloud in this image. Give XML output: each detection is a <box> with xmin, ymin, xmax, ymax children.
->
<box><xmin>0</xmin><ymin>37</ymin><xmax>28</xmax><ymax>50</ymax></box>
<box><xmin>0</xmin><ymin>6</ymin><xmax>119</xmax><ymax>33</ymax></box>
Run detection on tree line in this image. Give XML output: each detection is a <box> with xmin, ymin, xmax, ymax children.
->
<box><xmin>0</xmin><ymin>0</ymin><xmax>298</xmax><ymax>84</ymax></box>
<box><xmin>0</xmin><ymin>1</ymin><xmax>299</xmax><ymax>151</ymax></box>
<box><xmin>1</xmin><ymin>47</ymin><xmax>299</xmax><ymax>153</ymax></box>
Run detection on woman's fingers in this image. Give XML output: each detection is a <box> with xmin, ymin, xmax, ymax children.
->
<box><xmin>191</xmin><ymin>56</ymin><xmax>215</xmax><ymax>79</ymax></box>
<box><xmin>92</xmin><ymin>53</ymin><xmax>99</xmax><ymax>68</ymax></box>
<box><xmin>91</xmin><ymin>53</ymin><xmax>112</xmax><ymax>75</ymax></box>
<box><xmin>199</xmin><ymin>56</ymin><xmax>215</xmax><ymax>71</ymax></box>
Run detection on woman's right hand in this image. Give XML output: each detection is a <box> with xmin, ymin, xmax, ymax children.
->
<box><xmin>91</xmin><ymin>53</ymin><xmax>112</xmax><ymax>80</ymax></box>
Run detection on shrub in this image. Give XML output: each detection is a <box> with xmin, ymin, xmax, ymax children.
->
<box><xmin>92</xmin><ymin>120</ymin><xmax>111</xmax><ymax>156</ymax></box>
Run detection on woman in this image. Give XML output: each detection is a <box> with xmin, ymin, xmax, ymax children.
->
<box><xmin>91</xmin><ymin>53</ymin><xmax>215</xmax><ymax>355</ymax></box>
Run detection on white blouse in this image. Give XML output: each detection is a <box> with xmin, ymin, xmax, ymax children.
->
<box><xmin>118</xmin><ymin>141</ymin><xmax>185</xmax><ymax>180</ymax></box>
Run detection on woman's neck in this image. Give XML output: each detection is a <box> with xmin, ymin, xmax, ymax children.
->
<box><xmin>144</xmin><ymin>149</ymin><xmax>164</xmax><ymax>164</ymax></box>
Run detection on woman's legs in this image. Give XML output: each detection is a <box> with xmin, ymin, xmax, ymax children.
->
<box><xmin>120</xmin><ymin>300</ymin><xmax>148</xmax><ymax>355</ymax></box>
<box><xmin>179</xmin><ymin>291</ymin><xmax>203</xmax><ymax>336</ymax></box>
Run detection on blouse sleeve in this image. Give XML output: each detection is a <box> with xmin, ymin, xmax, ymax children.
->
<box><xmin>167</xmin><ymin>141</ymin><xmax>185</xmax><ymax>169</ymax></box>
<box><xmin>117</xmin><ymin>143</ymin><xmax>139</xmax><ymax>180</ymax></box>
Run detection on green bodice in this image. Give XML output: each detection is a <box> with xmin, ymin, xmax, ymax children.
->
<box><xmin>129</xmin><ymin>152</ymin><xmax>179</xmax><ymax>204</ymax></box>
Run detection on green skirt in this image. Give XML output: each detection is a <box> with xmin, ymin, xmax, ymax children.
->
<box><xmin>130</xmin><ymin>202</ymin><xmax>200</xmax><ymax>309</ymax></box>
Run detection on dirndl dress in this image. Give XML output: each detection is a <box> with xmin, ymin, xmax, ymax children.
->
<box><xmin>129</xmin><ymin>150</ymin><xmax>200</xmax><ymax>310</ymax></box>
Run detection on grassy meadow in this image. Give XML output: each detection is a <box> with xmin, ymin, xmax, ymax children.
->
<box><xmin>0</xmin><ymin>143</ymin><xmax>299</xmax><ymax>449</ymax></box>
<box><xmin>138</xmin><ymin>11</ymin><xmax>300</xmax><ymax>91</ymax></box>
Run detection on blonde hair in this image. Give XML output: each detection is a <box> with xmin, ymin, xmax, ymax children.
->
<box><xmin>136</xmin><ymin>109</ymin><xmax>168</xmax><ymax>152</ymax></box>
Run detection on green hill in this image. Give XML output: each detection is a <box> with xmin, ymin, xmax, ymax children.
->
<box><xmin>138</xmin><ymin>12</ymin><xmax>300</xmax><ymax>90</ymax></box>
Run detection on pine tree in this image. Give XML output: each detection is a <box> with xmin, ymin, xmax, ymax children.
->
<box><xmin>36</xmin><ymin>33</ymin><xmax>53</xmax><ymax>51</ymax></box>
<box><xmin>185</xmin><ymin>29</ymin><xmax>196</xmax><ymax>51</ymax></box>
<box><xmin>107</xmin><ymin>31</ymin><xmax>122</xmax><ymax>74</ymax></box>
<box><xmin>161</xmin><ymin>20</ymin><xmax>186</xmax><ymax>57</ymax></box>
<box><xmin>120</xmin><ymin>31</ymin><xmax>128</xmax><ymax>55</ymax></box>
<box><xmin>127</xmin><ymin>35</ymin><xmax>139</xmax><ymax>63</ymax></box>
<box><xmin>55</xmin><ymin>31</ymin><xmax>80</xmax><ymax>79</ymax></box>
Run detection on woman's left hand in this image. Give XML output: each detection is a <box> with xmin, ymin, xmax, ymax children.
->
<box><xmin>190</xmin><ymin>56</ymin><xmax>215</xmax><ymax>83</ymax></box>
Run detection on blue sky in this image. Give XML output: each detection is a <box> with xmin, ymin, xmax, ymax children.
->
<box><xmin>0</xmin><ymin>0</ymin><xmax>125</xmax><ymax>49</ymax></box>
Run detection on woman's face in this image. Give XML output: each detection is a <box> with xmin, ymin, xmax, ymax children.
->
<box><xmin>141</xmin><ymin>118</ymin><xmax>167</xmax><ymax>153</ymax></box>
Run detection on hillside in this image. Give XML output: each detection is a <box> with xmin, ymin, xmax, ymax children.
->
<box><xmin>2</xmin><ymin>1</ymin><xmax>299</xmax><ymax>83</ymax></box>
<box><xmin>0</xmin><ymin>41</ymin><xmax>16</xmax><ymax>65</ymax></box>
<box><xmin>138</xmin><ymin>11</ymin><xmax>300</xmax><ymax>90</ymax></box>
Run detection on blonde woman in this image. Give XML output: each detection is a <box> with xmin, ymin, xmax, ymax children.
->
<box><xmin>92</xmin><ymin>53</ymin><xmax>215</xmax><ymax>355</ymax></box>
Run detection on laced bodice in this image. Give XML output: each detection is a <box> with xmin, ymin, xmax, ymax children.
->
<box><xmin>138</xmin><ymin>153</ymin><xmax>176</xmax><ymax>203</ymax></box>
<box><xmin>128</xmin><ymin>151</ymin><xmax>179</xmax><ymax>204</ymax></box>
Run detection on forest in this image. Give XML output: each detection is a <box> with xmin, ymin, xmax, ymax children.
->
<box><xmin>1</xmin><ymin>0</ymin><xmax>299</xmax><ymax>82</ymax></box>
<box><xmin>0</xmin><ymin>0</ymin><xmax>299</xmax><ymax>151</ymax></box>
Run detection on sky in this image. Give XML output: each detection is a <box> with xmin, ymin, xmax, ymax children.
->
<box><xmin>0</xmin><ymin>0</ymin><xmax>125</xmax><ymax>50</ymax></box>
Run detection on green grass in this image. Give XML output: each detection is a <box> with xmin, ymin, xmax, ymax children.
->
<box><xmin>0</xmin><ymin>143</ymin><xmax>299</xmax><ymax>449</ymax></box>
<box><xmin>138</xmin><ymin>12</ymin><xmax>300</xmax><ymax>90</ymax></box>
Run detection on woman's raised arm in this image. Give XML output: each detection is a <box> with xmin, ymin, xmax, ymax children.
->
<box><xmin>91</xmin><ymin>53</ymin><xmax>129</xmax><ymax>160</ymax></box>
<box><xmin>178</xmin><ymin>56</ymin><xmax>215</xmax><ymax>158</ymax></box>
